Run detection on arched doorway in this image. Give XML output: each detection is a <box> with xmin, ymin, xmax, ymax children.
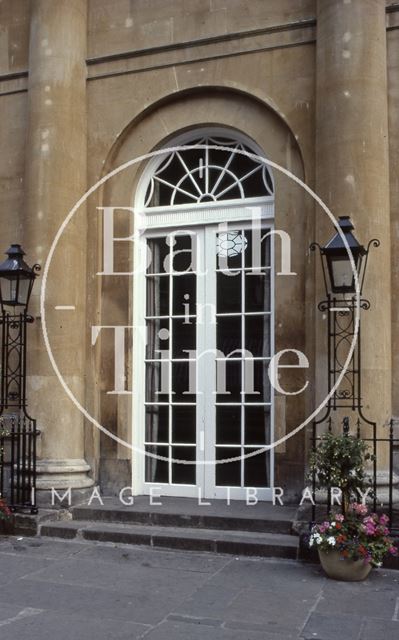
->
<box><xmin>132</xmin><ymin>128</ymin><xmax>275</xmax><ymax>500</ymax></box>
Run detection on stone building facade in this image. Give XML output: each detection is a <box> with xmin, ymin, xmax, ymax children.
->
<box><xmin>0</xmin><ymin>0</ymin><xmax>397</xmax><ymax>503</ymax></box>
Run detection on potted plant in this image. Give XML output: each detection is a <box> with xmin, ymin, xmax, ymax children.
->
<box><xmin>0</xmin><ymin>419</ymin><xmax>12</xmax><ymax>534</ymax></box>
<box><xmin>308</xmin><ymin>429</ymin><xmax>398</xmax><ymax>580</ymax></box>
<box><xmin>309</xmin><ymin>430</ymin><xmax>373</xmax><ymax>513</ymax></box>
<box><xmin>309</xmin><ymin>503</ymin><xmax>397</xmax><ymax>580</ymax></box>
<box><xmin>0</xmin><ymin>496</ymin><xmax>12</xmax><ymax>534</ymax></box>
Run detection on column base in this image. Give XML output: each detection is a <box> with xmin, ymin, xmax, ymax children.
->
<box><xmin>36</xmin><ymin>459</ymin><xmax>95</xmax><ymax>508</ymax></box>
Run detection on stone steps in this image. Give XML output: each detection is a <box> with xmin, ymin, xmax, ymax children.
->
<box><xmin>39</xmin><ymin>519</ymin><xmax>299</xmax><ymax>559</ymax></box>
<box><xmin>70</xmin><ymin>503</ymin><xmax>295</xmax><ymax>535</ymax></box>
<box><xmin>37</xmin><ymin>497</ymin><xmax>301</xmax><ymax>559</ymax></box>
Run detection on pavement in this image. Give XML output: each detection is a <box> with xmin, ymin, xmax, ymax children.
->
<box><xmin>0</xmin><ymin>535</ymin><xmax>398</xmax><ymax>640</ymax></box>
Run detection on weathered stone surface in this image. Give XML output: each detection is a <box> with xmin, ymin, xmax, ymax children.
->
<box><xmin>0</xmin><ymin>0</ymin><xmax>398</xmax><ymax>501</ymax></box>
<box><xmin>21</xmin><ymin>0</ymin><xmax>94</xmax><ymax>493</ymax></box>
<box><xmin>315</xmin><ymin>0</ymin><xmax>392</xmax><ymax>457</ymax></box>
<box><xmin>1</xmin><ymin>536</ymin><xmax>398</xmax><ymax>640</ymax></box>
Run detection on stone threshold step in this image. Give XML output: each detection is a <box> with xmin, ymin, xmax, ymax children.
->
<box><xmin>71</xmin><ymin>504</ymin><xmax>294</xmax><ymax>535</ymax></box>
<box><xmin>40</xmin><ymin>520</ymin><xmax>299</xmax><ymax>559</ymax></box>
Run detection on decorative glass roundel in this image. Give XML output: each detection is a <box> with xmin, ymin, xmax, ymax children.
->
<box><xmin>217</xmin><ymin>232</ymin><xmax>248</xmax><ymax>257</ymax></box>
<box><xmin>144</xmin><ymin>135</ymin><xmax>274</xmax><ymax>207</ymax></box>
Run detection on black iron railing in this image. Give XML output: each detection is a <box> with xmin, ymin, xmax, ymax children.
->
<box><xmin>0</xmin><ymin>413</ymin><xmax>38</xmax><ymax>512</ymax></box>
<box><xmin>308</xmin><ymin>240</ymin><xmax>399</xmax><ymax>534</ymax></box>
<box><xmin>310</xmin><ymin>417</ymin><xmax>399</xmax><ymax>535</ymax></box>
<box><xmin>0</xmin><ymin>312</ymin><xmax>38</xmax><ymax>513</ymax></box>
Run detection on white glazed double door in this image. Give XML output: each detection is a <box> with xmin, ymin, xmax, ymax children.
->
<box><xmin>136</xmin><ymin>223</ymin><xmax>274</xmax><ymax>500</ymax></box>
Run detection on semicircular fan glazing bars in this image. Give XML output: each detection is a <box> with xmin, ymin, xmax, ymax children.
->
<box><xmin>144</xmin><ymin>136</ymin><xmax>274</xmax><ymax>208</ymax></box>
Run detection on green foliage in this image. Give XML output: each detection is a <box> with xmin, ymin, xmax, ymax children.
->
<box><xmin>309</xmin><ymin>432</ymin><xmax>373</xmax><ymax>504</ymax></box>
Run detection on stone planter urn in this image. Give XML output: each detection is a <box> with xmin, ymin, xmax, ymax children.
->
<box><xmin>0</xmin><ymin>518</ymin><xmax>14</xmax><ymax>536</ymax></box>
<box><xmin>319</xmin><ymin>549</ymin><xmax>372</xmax><ymax>581</ymax></box>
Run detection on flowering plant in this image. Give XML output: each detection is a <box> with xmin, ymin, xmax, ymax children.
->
<box><xmin>309</xmin><ymin>503</ymin><xmax>398</xmax><ymax>568</ymax></box>
<box><xmin>0</xmin><ymin>497</ymin><xmax>11</xmax><ymax>521</ymax></box>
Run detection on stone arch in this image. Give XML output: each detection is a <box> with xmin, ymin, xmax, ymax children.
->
<box><xmin>90</xmin><ymin>87</ymin><xmax>312</xmax><ymax>496</ymax></box>
<box><xmin>101</xmin><ymin>85</ymin><xmax>307</xmax><ymax>184</ymax></box>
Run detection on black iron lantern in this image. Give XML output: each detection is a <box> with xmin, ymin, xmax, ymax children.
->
<box><xmin>0</xmin><ymin>244</ymin><xmax>38</xmax><ymax>312</ymax></box>
<box><xmin>320</xmin><ymin>216</ymin><xmax>366</xmax><ymax>295</ymax></box>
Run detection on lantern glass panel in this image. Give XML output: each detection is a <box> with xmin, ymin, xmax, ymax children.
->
<box><xmin>0</xmin><ymin>275</ymin><xmax>17</xmax><ymax>306</ymax></box>
<box><xmin>330</xmin><ymin>256</ymin><xmax>354</xmax><ymax>291</ymax></box>
<box><xmin>0</xmin><ymin>274</ymin><xmax>32</xmax><ymax>307</ymax></box>
<box><xmin>17</xmin><ymin>277</ymin><xmax>30</xmax><ymax>306</ymax></box>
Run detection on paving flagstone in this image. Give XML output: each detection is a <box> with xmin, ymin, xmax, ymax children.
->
<box><xmin>0</xmin><ymin>536</ymin><xmax>398</xmax><ymax>639</ymax></box>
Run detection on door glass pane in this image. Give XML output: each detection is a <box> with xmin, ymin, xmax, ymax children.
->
<box><xmin>245</xmin><ymin>315</ymin><xmax>270</xmax><ymax>357</ymax></box>
<box><xmin>216</xmin><ymin>405</ymin><xmax>241</xmax><ymax>444</ymax></box>
<box><xmin>244</xmin><ymin>229</ymin><xmax>271</xmax><ymax>268</ymax></box>
<box><xmin>172</xmin><ymin>446</ymin><xmax>196</xmax><ymax>484</ymax></box>
<box><xmin>172</xmin><ymin>318</ymin><xmax>196</xmax><ymax>358</ymax></box>
<box><xmin>147</xmin><ymin>237</ymin><xmax>169</xmax><ymax>274</ymax></box>
<box><xmin>173</xmin><ymin>274</ymin><xmax>196</xmax><ymax>315</ymax></box>
<box><xmin>172</xmin><ymin>405</ymin><xmax>196</xmax><ymax>444</ymax></box>
<box><xmin>216</xmin><ymin>360</ymin><xmax>242</xmax><ymax>402</ymax></box>
<box><xmin>244</xmin><ymin>406</ymin><xmax>270</xmax><ymax>445</ymax></box>
<box><xmin>245</xmin><ymin>360</ymin><xmax>271</xmax><ymax>403</ymax></box>
<box><xmin>146</xmin><ymin>318</ymin><xmax>169</xmax><ymax>359</ymax></box>
<box><xmin>217</xmin><ymin>316</ymin><xmax>241</xmax><ymax>354</ymax></box>
<box><xmin>216</xmin><ymin>447</ymin><xmax>241</xmax><ymax>486</ymax></box>
<box><xmin>217</xmin><ymin>272</ymin><xmax>241</xmax><ymax>313</ymax></box>
<box><xmin>145</xmin><ymin>362</ymin><xmax>169</xmax><ymax>402</ymax></box>
<box><xmin>244</xmin><ymin>449</ymin><xmax>269</xmax><ymax>487</ymax></box>
<box><xmin>145</xmin><ymin>405</ymin><xmax>169</xmax><ymax>443</ymax></box>
<box><xmin>170</xmin><ymin>234</ymin><xmax>196</xmax><ymax>272</ymax></box>
<box><xmin>245</xmin><ymin>273</ymin><xmax>270</xmax><ymax>312</ymax></box>
<box><xmin>145</xmin><ymin>445</ymin><xmax>169</xmax><ymax>483</ymax></box>
<box><xmin>146</xmin><ymin>276</ymin><xmax>169</xmax><ymax>316</ymax></box>
<box><xmin>172</xmin><ymin>361</ymin><xmax>196</xmax><ymax>402</ymax></box>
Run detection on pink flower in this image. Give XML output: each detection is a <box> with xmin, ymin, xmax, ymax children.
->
<box><xmin>352</xmin><ymin>503</ymin><xmax>368</xmax><ymax>516</ymax></box>
<box><xmin>335</xmin><ymin>514</ymin><xmax>345</xmax><ymax>522</ymax></box>
<box><xmin>389</xmin><ymin>546</ymin><xmax>398</xmax><ymax>556</ymax></box>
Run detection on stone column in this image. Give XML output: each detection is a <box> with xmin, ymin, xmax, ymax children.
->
<box><xmin>316</xmin><ymin>1</ymin><xmax>392</xmax><ymax>461</ymax></box>
<box><xmin>23</xmin><ymin>0</ymin><xmax>93</xmax><ymax>500</ymax></box>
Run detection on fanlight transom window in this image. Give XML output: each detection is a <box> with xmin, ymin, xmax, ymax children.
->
<box><xmin>144</xmin><ymin>135</ymin><xmax>274</xmax><ymax>208</ymax></box>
